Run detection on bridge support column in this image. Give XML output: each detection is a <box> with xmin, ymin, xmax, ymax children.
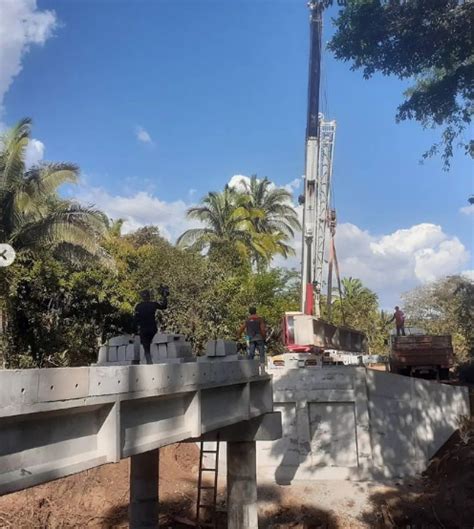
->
<box><xmin>129</xmin><ymin>449</ymin><xmax>159</xmax><ymax>529</ymax></box>
<box><xmin>227</xmin><ymin>441</ymin><xmax>258</xmax><ymax>529</ymax></box>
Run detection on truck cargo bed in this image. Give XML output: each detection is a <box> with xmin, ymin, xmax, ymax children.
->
<box><xmin>390</xmin><ymin>334</ymin><xmax>453</xmax><ymax>379</ymax></box>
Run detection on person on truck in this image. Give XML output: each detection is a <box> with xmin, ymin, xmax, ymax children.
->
<box><xmin>389</xmin><ymin>306</ymin><xmax>406</xmax><ymax>336</ymax></box>
<box><xmin>133</xmin><ymin>287</ymin><xmax>169</xmax><ymax>364</ymax></box>
<box><xmin>237</xmin><ymin>306</ymin><xmax>267</xmax><ymax>364</ymax></box>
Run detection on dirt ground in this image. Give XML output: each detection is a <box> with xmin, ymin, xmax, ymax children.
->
<box><xmin>1</xmin><ymin>422</ymin><xmax>473</xmax><ymax>529</ymax></box>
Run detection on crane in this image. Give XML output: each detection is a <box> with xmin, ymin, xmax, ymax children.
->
<box><xmin>280</xmin><ymin>0</ymin><xmax>365</xmax><ymax>358</ymax></box>
<box><xmin>300</xmin><ymin>0</ymin><xmax>337</xmax><ymax>318</ymax></box>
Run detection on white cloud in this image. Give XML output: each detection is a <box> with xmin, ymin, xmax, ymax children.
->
<box><xmin>24</xmin><ymin>138</ymin><xmax>44</xmax><ymax>168</ymax></box>
<box><xmin>460</xmin><ymin>204</ymin><xmax>474</xmax><ymax>216</ymax></box>
<box><xmin>77</xmin><ymin>186</ymin><xmax>198</xmax><ymax>240</ymax></box>
<box><xmin>275</xmin><ymin>220</ymin><xmax>470</xmax><ymax>307</ymax></box>
<box><xmin>283</xmin><ymin>177</ymin><xmax>302</xmax><ymax>194</ymax></box>
<box><xmin>0</xmin><ymin>0</ymin><xmax>56</xmax><ymax>112</ymax></box>
<box><xmin>462</xmin><ymin>270</ymin><xmax>474</xmax><ymax>282</ymax></box>
<box><xmin>228</xmin><ymin>174</ymin><xmax>250</xmax><ymax>191</ymax></box>
<box><xmin>135</xmin><ymin>126</ymin><xmax>153</xmax><ymax>144</ymax></box>
<box><xmin>228</xmin><ymin>173</ymin><xmax>301</xmax><ymax>197</ymax></box>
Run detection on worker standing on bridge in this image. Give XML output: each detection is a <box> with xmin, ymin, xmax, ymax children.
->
<box><xmin>133</xmin><ymin>287</ymin><xmax>169</xmax><ymax>364</ymax></box>
<box><xmin>389</xmin><ymin>306</ymin><xmax>406</xmax><ymax>336</ymax></box>
<box><xmin>238</xmin><ymin>307</ymin><xmax>267</xmax><ymax>365</ymax></box>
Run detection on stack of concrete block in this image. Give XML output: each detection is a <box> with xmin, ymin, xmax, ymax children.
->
<box><xmin>97</xmin><ymin>335</ymin><xmax>142</xmax><ymax>365</ymax></box>
<box><xmin>150</xmin><ymin>333</ymin><xmax>193</xmax><ymax>363</ymax></box>
<box><xmin>200</xmin><ymin>340</ymin><xmax>239</xmax><ymax>362</ymax></box>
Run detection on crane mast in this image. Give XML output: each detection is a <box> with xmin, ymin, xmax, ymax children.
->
<box><xmin>300</xmin><ymin>0</ymin><xmax>336</xmax><ymax>317</ymax></box>
<box><xmin>281</xmin><ymin>0</ymin><xmax>366</xmax><ymax>358</ymax></box>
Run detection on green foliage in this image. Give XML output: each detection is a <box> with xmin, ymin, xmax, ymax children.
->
<box><xmin>329</xmin><ymin>0</ymin><xmax>474</xmax><ymax>168</ymax></box>
<box><xmin>3</xmin><ymin>255</ymin><xmax>135</xmax><ymax>367</ymax></box>
<box><xmin>402</xmin><ymin>275</ymin><xmax>474</xmax><ymax>361</ymax></box>
<box><xmin>177</xmin><ymin>177</ymin><xmax>301</xmax><ymax>268</ymax></box>
<box><xmin>0</xmin><ymin>118</ymin><xmax>108</xmax><ymax>259</ymax></box>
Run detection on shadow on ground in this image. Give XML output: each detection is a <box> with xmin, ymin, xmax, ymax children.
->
<box><xmin>101</xmin><ymin>484</ymin><xmax>341</xmax><ymax>529</ymax></box>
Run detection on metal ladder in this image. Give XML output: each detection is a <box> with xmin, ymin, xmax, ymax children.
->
<box><xmin>196</xmin><ymin>438</ymin><xmax>220</xmax><ymax>528</ymax></box>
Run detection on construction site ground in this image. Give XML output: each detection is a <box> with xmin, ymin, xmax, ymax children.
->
<box><xmin>1</xmin><ymin>419</ymin><xmax>473</xmax><ymax>529</ymax></box>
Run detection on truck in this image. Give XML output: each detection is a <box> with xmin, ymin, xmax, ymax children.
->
<box><xmin>388</xmin><ymin>328</ymin><xmax>454</xmax><ymax>380</ymax></box>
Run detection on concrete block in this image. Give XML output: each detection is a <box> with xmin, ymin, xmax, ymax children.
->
<box><xmin>125</xmin><ymin>344</ymin><xmax>137</xmax><ymax>361</ymax></box>
<box><xmin>97</xmin><ymin>346</ymin><xmax>108</xmax><ymax>364</ymax></box>
<box><xmin>117</xmin><ymin>345</ymin><xmax>127</xmax><ymax>362</ymax></box>
<box><xmin>205</xmin><ymin>341</ymin><xmax>216</xmax><ymax>356</ymax></box>
<box><xmin>38</xmin><ymin>367</ymin><xmax>90</xmax><ymax>402</ymax></box>
<box><xmin>108</xmin><ymin>335</ymin><xmax>133</xmax><ymax>346</ymax></box>
<box><xmin>167</xmin><ymin>342</ymin><xmax>193</xmax><ymax>359</ymax></box>
<box><xmin>215</xmin><ymin>340</ymin><xmax>237</xmax><ymax>357</ymax></box>
<box><xmin>206</xmin><ymin>340</ymin><xmax>237</xmax><ymax>357</ymax></box>
<box><xmin>152</xmin><ymin>333</ymin><xmax>185</xmax><ymax>344</ymax></box>
<box><xmin>108</xmin><ymin>347</ymin><xmax>118</xmax><ymax>362</ymax></box>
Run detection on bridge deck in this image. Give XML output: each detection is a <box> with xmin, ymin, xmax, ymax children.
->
<box><xmin>0</xmin><ymin>361</ymin><xmax>273</xmax><ymax>495</ymax></box>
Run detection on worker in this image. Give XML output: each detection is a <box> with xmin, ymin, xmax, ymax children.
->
<box><xmin>238</xmin><ymin>306</ymin><xmax>267</xmax><ymax>364</ymax></box>
<box><xmin>389</xmin><ymin>306</ymin><xmax>406</xmax><ymax>336</ymax></box>
<box><xmin>133</xmin><ymin>286</ymin><xmax>169</xmax><ymax>364</ymax></box>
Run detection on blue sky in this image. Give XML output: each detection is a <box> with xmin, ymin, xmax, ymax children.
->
<box><xmin>1</xmin><ymin>0</ymin><xmax>472</xmax><ymax>306</ymax></box>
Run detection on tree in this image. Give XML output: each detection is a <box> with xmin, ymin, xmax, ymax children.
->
<box><xmin>177</xmin><ymin>179</ymin><xmax>301</xmax><ymax>268</ymax></box>
<box><xmin>329</xmin><ymin>277</ymin><xmax>386</xmax><ymax>354</ymax></box>
<box><xmin>177</xmin><ymin>186</ymin><xmax>252</xmax><ymax>262</ymax></box>
<box><xmin>235</xmin><ymin>175</ymin><xmax>301</xmax><ymax>267</ymax></box>
<box><xmin>402</xmin><ymin>275</ymin><xmax>474</xmax><ymax>361</ymax></box>
<box><xmin>0</xmin><ymin>118</ymin><xmax>107</xmax><ymax>259</ymax></box>
<box><xmin>328</xmin><ymin>0</ymin><xmax>474</xmax><ymax>168</ymax></box>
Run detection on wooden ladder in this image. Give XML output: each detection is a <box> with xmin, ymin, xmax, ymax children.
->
<box><xmin>196</xmin><ymin>438</ymin><xmax>220</xmax><ymax>528</ymax></box>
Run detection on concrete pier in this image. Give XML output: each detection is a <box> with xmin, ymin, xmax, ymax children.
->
<box><xmin>129</xmin><ymin>449</ymin><xmax>159</xmax><ymax>529</ymax></box>
<box><xmin>227</xmin><ymin>441</ymin><xmax>258</xmax><ymax>529</ymax></box>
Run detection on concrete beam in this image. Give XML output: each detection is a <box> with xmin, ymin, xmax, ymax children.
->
<box><xmin>195</xmin><ymin>412</ymin><xmax>282</xmax><ymax>442</ymax></box>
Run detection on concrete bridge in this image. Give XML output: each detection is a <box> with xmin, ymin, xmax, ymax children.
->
<box><xmin>0</xmin><ymin>343</ymin><xmax>281</xmax><ymax>529</ymax></box>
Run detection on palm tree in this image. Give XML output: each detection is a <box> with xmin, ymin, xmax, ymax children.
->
<box><xmin>236</xmin><ymin>175</ymin><xmax>301</xmax><ymax>266</ymax></box>
<box><xmin>237</xmin><ymin>175</ymin><xmax>301</xmax><ymax>240</ymax></box>
<box><xmin>340</xmin><ymin>277</ymin><xmax>376</xmax><ymax>302</ymax></box>
<box><xmin>177</xmin><ymin>186</ymin><xmax>254</xmax><ymax>260</ymax></box>
<box><xmin>178</xmin><ymin>177</ymin><xmax>301</xmax><ymax>268</ymax></box>
<box><xmin>0</xmin><ymin>118</ymin><xmax>107</xmax><ymax>261</ymax></box>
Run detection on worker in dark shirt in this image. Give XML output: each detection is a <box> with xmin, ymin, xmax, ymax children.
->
<box><xmin>389</xmin><ymin>306</ymin><xmax>406</xmax><ymax>336</ymax></box>
<box><xmin>237</xmin><ymin>306</ymin><xmax>267</xmax><ymax>364</ymax></box>
<box><xmin>133</xmin><ymin>287</ymin><xmax>169</xmax><ymax>364</ymax></box>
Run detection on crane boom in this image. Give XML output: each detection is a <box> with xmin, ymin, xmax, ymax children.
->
<box><xmin>300</xmin><ymin>0</ymin><xmax>322</xmax><ymax>314</ymax></box>
<box><xmin>300</xmin><ymin>1</ymin><xmax>336</xmax><ymax>317</ymax></box>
